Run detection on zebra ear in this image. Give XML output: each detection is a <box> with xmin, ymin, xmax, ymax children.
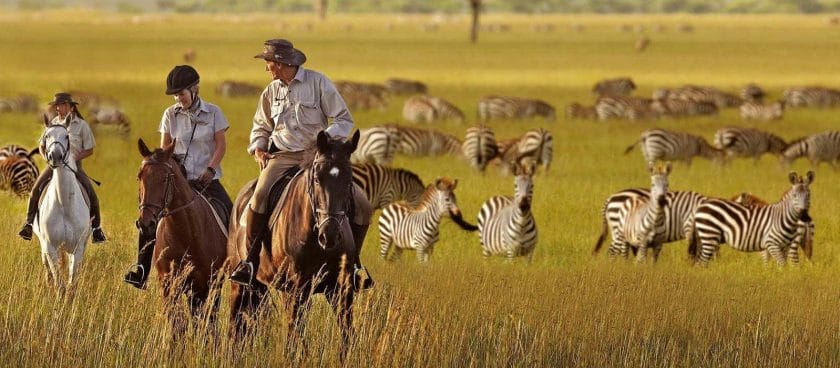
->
<box><xmin>806</xmin><ymin>171</ymin><xmax>815</xmax><ymax>184</ymax></box>
<box><xmin>138</xmin><ymin>138</ymin><xmax>152</xmax><ymax>157</ymax></box>
<box><xmin>647</xmin><ymin>161</ymin><xmax>655</xmax><ymax>174</ymax></box>
<box><xmin>452</xmin><ymin>179</ymin><xmax>458</xmax><ymax>189</ymax></box>
<box><xmin>664</xmin><ymin>162</ymin><xmax>672</xmax><ymax>175</ymax></box>
<box><xmin>434</xmin><ymin>177</ymin><xmax>443</xmax><ymax>189</ymax></box>
<box><xmin>788</xmin><ymin>171</ymin><xmax>798</xmax><ymax>184</ymax></box>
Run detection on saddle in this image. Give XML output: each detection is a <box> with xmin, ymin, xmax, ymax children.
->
<box><xmin>237</xmin><ymin>166</ymin><xmax>303</xmax><ymax>230</ymax></box>
<box><xmin>193</xmin><ymin>188</ymin><xmax>230</xmax><ymax>238</ymax></box>
<box><xmin>37</xmin><ymin>177</ymin><xmax>90</xmax><ymax>210</ymax></box>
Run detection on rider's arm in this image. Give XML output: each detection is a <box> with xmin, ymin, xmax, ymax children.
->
<box><xmin>76</xmin><ymin>121</ymin><xmax>96</xmax><ymax>162</ymax></box>
<box><xmin>319</xmin><ymin>77</ymin><xmax>353</xmax><ymax>139</ymax></box>
<box><xmin>75</xmin><ymin>148</ymin><xmax>93</xmax><ymax>161</ymax></box>
<box><xmin>208</xmin><ymin>130</ymin><xmax>226</xmax><ymax>170</ymax></box>
<box><xmin>248</xmin><ymin>85</ymin><xmax>275</xmax><ymax>155</ymax></box>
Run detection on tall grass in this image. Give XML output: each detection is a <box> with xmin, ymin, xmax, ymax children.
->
<box><xmin>0</xmin><ymin>11</ymin><xmax>838</xmax><ymax>367</ymax></box>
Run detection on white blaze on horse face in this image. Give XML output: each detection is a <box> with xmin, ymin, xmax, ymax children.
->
<box><xmin>330</xmin><ymin>166</ymin><xmax>340</xmax><ymax>177</ymax></box>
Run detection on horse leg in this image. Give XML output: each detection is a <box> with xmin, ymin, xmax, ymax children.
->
<box><xmin>327</xmin><ymin>285</ymin><xmax>355</xmax><ymax>363</ymax></box>
<box><xmin>67</xmin><ymin>239</ymin><xmax>87</xmax><ymax>290</ymax></box>
<box><xmin>43</xmin><ymin>243</ymin><xmax>64</xmax><ymax>294</ymax></box>
<box><xmin>229</xmin><ymin>282</ymin><xmax>267</xmax><ymax>341</ymax></box>
<box><xmin>161</xmin><ymin>274</ymin><xmax>187</xmax><ymax>342</ymax></box>
<box><xmin>285</xmin><ymin>290</ymin><xmax>312</xmax><ymax>361</ymax></box>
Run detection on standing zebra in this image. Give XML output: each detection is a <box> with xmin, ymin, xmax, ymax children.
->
<box><xmin>477</xmin><ymin>96</ymin><xmax>556</xmax><ymax>122</ymax></box>
<box><xmin>478</xmin><ymin>160</ymin><xmax>538</xmax><ymax>261</ymax></box>
<box><xmin>656</xmin><ymin>85</ymin><xmax>742</xmax><ymax>108</ymax></box>
<box><xmin>335</xmin><ymin>81</ymin><xmax>389</xmax><ymax>111</ymax></box>
<box><xmin>780</xmin><ymin>130</ymin><xmax>840</xmax><ymax>168</ymax></box>
<box><xmin>739</xmin><ymin>101</ymin><xmax>784</xmax><ymax>121</ymax></box>
<box><xmin>783</xmin><ymin>86</ymin><xmax>840</xmax><ymax>108</ymax></box>
<box><xmin>498</xmin><ymin>128</ymin><xmax>553</xmax><ymax>173</ymax></box>
<box><xmin>385</xmin><ymin>78</ymin><xmax>428</xmax><ymax>95</ymax></box>
<box><xmin>624</xmin><ymin>128</ymin><xmax>722</xmax><ymax>165</ymax></box>
<box><xmin>650</xmin><ymin>98</ymin><xmax>719</xmax><ymax>118</ymax></box>
<box><xmin>0</xmin><ymin>144</ymin><xmax>38</xmax><ymax>160</ymax></box>
<box><xmin>595</xmin><ymin>95</ymin><xmax>657</xmax><ymax>121</ymax></box>
<box><xmin>0</xmin><ymin>156</ymin><xmax>39</xmax><ymax>198</ymax></box>
<box><xmin>690</xmin><ymin>171</ymin><xmax>814</xmax><ymax>266</ymax></box>
<box><xmin>462</xmin><ymin>125</ymin><xmax>499</xmax><ymax>172</ymax></box>
<box><xmin>351</xmin><ymin>125</ymin><xmax>402</xmax><ymax>165</ymax></box>
<box><xmin>592</xmin><ymin>77</ymin><xmax>636</xmax><ymax>96</ymax></box>
<box><xmin>378</xmin><ymin>177</ymin><xmax>476</xmax><ymax>262</ymax></box>
<box><xmin>713</xmin><ymin>127</ymin><xmax>787</xmax><ymax>163</ymax></box>
<box><xmin>393</xmin><ymin>125</ymin><xmax>463</xmax><ymax>157</ymax></box>
<box><xmin>740</xmin><ymin>83</ymin><xmax>766</xmax><ymax>103</ymax></box>
<box><xmin>402</xmin><ymin>95</ymin><xmax>465</xmax><ymax>123</ymax></box>
<box><xmin>352</xmin><ymin>163</ymin><xmax>425</xmax><ymax>209</ymax></box>
<box><xmin>565</xmin><ymin>102</ymin><xmax>597</xmax><ymax>120</ymax></box>
<box><xmin>731</xmin><ymin>192</ymin><xmax>814</xmax><ymax>263</ymax></box>
<box><xmin>0</xmin><ymin>94</ymin><xmax>39</xmax><ymax>113</ymax></box>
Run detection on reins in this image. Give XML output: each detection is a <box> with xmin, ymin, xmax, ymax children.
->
<box><xmin>138</xmin><ymin>158</ymin><xmax>197</xmax><ymax>224</ymax></box>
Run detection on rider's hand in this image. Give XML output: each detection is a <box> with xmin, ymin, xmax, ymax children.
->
<box><xmin>254</xmin><ymin>148</ymin><xmax>273</xmax><ymax>170</ymax></box>
<box><xmin>197</xmin><ymin>168</ymin><xmax>214</xmax><ymax>187</ymax></box>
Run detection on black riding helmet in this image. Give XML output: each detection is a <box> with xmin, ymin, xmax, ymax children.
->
<box><xmin>166</xmin><ymin>65</ymin><xmax>200</xmax><ymax>95</ymax></box>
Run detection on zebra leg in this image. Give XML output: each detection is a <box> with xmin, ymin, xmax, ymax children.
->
<box><xmin>651</xmin><ymin>244</ymin><xmax>663</xmax><ymax>263</ymax></box>
<box><xmin>761</xmin><ymin>249</ymin><xmax>771</xmax><ymax>264</ymax></box>
<box><xmin>698</xmin><ymin>238</ymin><xmax>718</xmax><ymax>266</ymax></box>
<box><xmin>416</xmin><ymin>248</ymin><xmax>429</xmax><ymax>263</ymax></box>
<box><xmin>766</xmin><ymin>244</ymin><xmax>786</xmax><ymax>266</ymax></box>
<box><xmin>635</xmin><ymin>244</ymin><xmax>648</xmax><ymax>264</ymax></box>
<box><xmin>378</xmin><ymin>232</ymin><xmax>392</xmax><ymax>261</ymax></box>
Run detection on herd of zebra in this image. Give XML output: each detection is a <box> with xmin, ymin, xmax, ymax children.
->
<box><xmin>567</xmin><ymin>77</ymin><xmax>840</xmax><ymax>121</ymax></box>
<box><xmin>0</xmin><ymin>90</ymin><xmax>131</xmax><ymax>133</ymax></box>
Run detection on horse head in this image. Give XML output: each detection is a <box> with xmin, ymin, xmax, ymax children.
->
<box><xmin>309</xmin><ymin>130</ymin><xmax>360</xmax><ymax>251</ymax></box>
<box><xmin>136</xmin><ymin>138</ymin><xmax>184</xmax><ymax>239</ymax></box>
<box><xmin>42</xmin><ymin>116</ymin><xmax>71</xmax><ymax>169</ymax></box>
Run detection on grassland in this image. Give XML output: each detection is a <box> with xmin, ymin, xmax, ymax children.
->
<box><xmin>0</xmin><ymin>10</ymin><xmax>838</xmax><ymax>367</ymax></box>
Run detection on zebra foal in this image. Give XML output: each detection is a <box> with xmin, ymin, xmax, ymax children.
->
<box><xmin>478</xmin><ymin>159</ymin><xmax>538</xmax><ymax>261</ymax></box>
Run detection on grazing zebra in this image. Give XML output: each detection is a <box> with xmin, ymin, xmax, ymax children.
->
<box><xmin>624</xmin><ymin>128</ymin><xmax>722</xmax><ymax>165</ymax></box>
<box><xmin>66</xmin><ymin>90</ymin><xmax>120</xmax><ymax>110</ymax></box>
<box><xmin>592</xmin><ymin>77</ymin><xmax>636</xmax><ymax>96</ymax></box>
<box><xmin>783</xmin><ymin>86</ymin><xmax>840</xmax><ymax>108</ymax></box>
<box><xmin>352</xmin><ymin>163</ymin><xmax>425</xmax><ymax>209</ymax></box>
<box><xmin>462</xmin><ymin>125</ymin><xmax>499</xmax><ymax>172</ymax></box>
<box><xmin>478</xmin><ymin>96</ymin><xmax>556</xmax><ymax>122</ymax></box>
<box><xmin>402</xmin><ymin>95</ymin><xmax>465</xmax><ymax>123</ymax></box>
<box><xmin>385</xmin><ymin>78</ymin><xmax>428</xmax><ymax>95</ymax></box>
<box><xmin>713</xmin><ymin>127</ymin><xmax>787</xmax><ymax>163</ymax></box>
<box><xmin>739</xmin><ymin>101</ymin><xmax>784</xmax><ymax>121</ymax></box>
<box><xmin>0</xmin><ymin>156</ymin><xmax>39</xmax><ymax>198</ymax></box>
<box><xmin>690</xmin><ymin>171</ymin><xmax>814</xmax><ymax>266</ymax></box>
<box><xmin>498</xmin><ymin>128</ymin><xmax>553</xmax><ymax>173</ymax></box>
<box><xmin>351</xmin><ymin>125</ymin><xmax>402</xmax><ymax>165</ymax></box>
<box><xmin>216</xmin><ymin>80</ymin><xmax>261</xmax><ymax>97</ymax></box>
<box><xmin>335</xmin><ymin>81</ymin><xmax>388</xmax><ymax>110</ymax></box>
<box><xmin>393</xmin><ymin>125</ymin><xmax>463</xmax><ymax>157</ymax></box>
<box><xmin>650</xmin><ymin>98</ymin><xmax>719</xmax><ymax>118</ymax></box>
<box><xmin>741</xmin><ymin>83</ymin><xmax>766</xmax><ymax>103</ymax></box>
<box><xmin>0</xmin><ymin>144</ymin><xmax>38</xmax><ymax>160</ymax></box>
<box><xmin>635</xmin><ymin>36</ymin><xmax>650</xmax><ymax>52</ymax></box>
<box><xmin>378</xmin><ymin>177</ymin><xmax>475</xmax><ymax>262</ymax></box>
<box><xmin>731</xmin><ymin>192</ymin><xmax>814</xmax><ymax>263</ymax></box>
<box><xmin>478</xmin><ymin>160</ymin><xmax>538</xmax><ymax>261</ymax></box>
<box><xmin>780</xmin><ymin>130</ymin><xmax>840</xmax><ymax>168</ymax></box>
<box><xmin>89</xmin><ymin>107</ymin><xmax>131</xmax><ymax>133</ymax></box>
<box><xmin>595</xmin><ymin>95</ymin><xmax>657</xmax><ymax>121</ymax></box>
<box><xmin>656</xmin><ymin>85</ymin><xmax>742</xmax><ymax>108</ymax></box>
<box><xmin>0</xmin><ymin>94</ymin><xmax>39</xmax><ymax>113</ymax></box>
<box><xmin>565</xmin><ymin>102</ymin><xmax>597</xmax><ymax>120</ymax></box>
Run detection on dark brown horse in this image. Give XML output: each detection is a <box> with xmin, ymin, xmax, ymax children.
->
<box><xmin>228</xmin><ymin>130</ymin><xmax>361</xmax><ymax>357</ymax></box>
<box><xmin>136</xmin><ymin>139</ymin><xmax>228</xmax><ymax>335</ymax></box>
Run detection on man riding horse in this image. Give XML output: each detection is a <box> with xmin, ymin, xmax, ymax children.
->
<box><xmin>229</xmin><ymin>39</ymin><xmax>374</xmax><ymax>287</ymax></box>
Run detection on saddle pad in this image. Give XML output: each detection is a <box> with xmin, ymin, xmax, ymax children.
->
<box><xmin>195</xmin><ymin>189</ymin><xmax>229</xmax><ymax>239</ymax></box>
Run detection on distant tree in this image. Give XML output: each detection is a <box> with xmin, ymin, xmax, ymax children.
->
<box><xmin>469</xmin><ymin>0</ymin><xmax>481</xmax><ymax>43</ymax></box>
<box><xmin>315</xmin><ymin>0</ymin><xmax>327</xmax><ymax>20</ymax></box>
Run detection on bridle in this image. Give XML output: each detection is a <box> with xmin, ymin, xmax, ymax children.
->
<box><xmin>307</xmin><ymin>156</ymin><xmax>353</xmax><ymax>234</ymax></box>
<box><xmin>44</xmin><ymin>125</ymin><xmax>70</xmax><ymax>170</ymax></box>
<box><xmin>137</xmin><ymin>158</ymin><xmax>196</xmax><ymax>226</ymax></box>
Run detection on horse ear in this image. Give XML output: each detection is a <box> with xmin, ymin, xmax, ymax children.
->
<box><xmin>788</xmin><ymin>171</ymin><xmax>797</xmax><ymax>185</ymax></box>
<box><xmin>347</xmin><ymin>130</ymin><xmax>361</xmax><ymax>153</ymax></box>
<box><xmin>42</xmin><ymin>113</ymin><xmax>50</xmax><ymax>127</ymax></box>
<box><xmin>806</xmin><ymin>170</ymin><xmax>815</xmax><ymax>184</ymax></box>
<box><xmin>317</xmin><ymin>130</ymin><xmax>330</xmax><ymax>152</ymax></box>
<box><xmin>138</xmin><ymin>138</ymin><xmax>152</xmax><ymax>157</ymax></box>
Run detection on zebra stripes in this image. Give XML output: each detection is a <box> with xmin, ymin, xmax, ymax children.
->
<box><xmin>565</xmin><ymin>102</ymin><xmax>597</xmax><ymax>120</ymax></box>
<box><xmin>402</xmin><ymin>95</ymin><xmax>465</xmax><ymax>124</ymax></box>
<box><xmin>0</xmin><ymin>94</ymin><xmax>39</xmax><ymax>113</ymax></box>
<box><xmin>740</xmin><ymin>101</ymin><xmax>784</xmax><ymax>121</ymax></box>
<box><xmin>713</xmin><ymin>127</ymin><xmax>787</xmax><ymax>163</ymax></box>
<box><xmin>462</xmin><ymin>125</ymin><xmax>499</xmax><ymax>172</ymax></box>
<box><xmin>498</xmin><ymin>128</ymin><xmax>553</xmax><ymax>173</ymax></box>
<box><xmin>0</xmin><ymin>144</ymin><xmax>38</xmax><ymax>160</ymax></box>
<box><xmin>478</xmin><ymin>96</ymin><xmax>556</xmax><ymax>122</ymax></box>
<box><xmin>335</xmin><ymin>81</ymin><xmax>388</xmax><ymax>111</ymax></box>
<box><xmin>690</xmin><ymin>171</ymin><xmax>814</xmax><ymax>266</ymax></box>
<box><xmin>780</xmin><ymin>130</ymin><xmax>840</xmax><ymax>168</ymax></box>
<box><xmin>651</xmin><ymin>98</ymin><xmax>719</xmax><ymax>118</ymax></box>
<box><xmin>592</xmin><ymin>77</ymin><xmax>636</xmax><ymax>96</ymax></box>
<box><xmin>783</xmin><ymin>86</ymin><xmax>840</xmax><ymax>108</ymax></box>
<box><xmin>624</xmin><ymin>128</ymin><xmax>722</xmax><ymax>165</ymax></box>
<box><xmin>352</xmin><ymin>125</ymin><xmax>402</xmax><ymax>165</ymax></box>
<box><xmin>655</xmin><ymin>85</ymin><xmax>742</xmax><ymax>108</ymax></box>
<box><xmin>394</xmin><ymin>125</ymin><xmax>463</xmax><ymax>157</ymax></box>
<box><xmin>740</xmin><ymin>83</ymin><xmax>766</xmax><ymax>103</ymax></box>
<box><xmin>595</xmin><ymin>95</ymin><xmax>657</xmax><ymax>120</ymax></box>
<box><xmin>731</xmin><ymin>192</ymin><xmax>814</xmax><ymax>263</ymax></box>
<box><xmin>352</xmin><ymin>163</ymin><xmax>425</xmax><ymax>209</ymax></box>
<box><xmin>216</xmin><ymin>80</ymin><xmax>261</xmax><ymax>97</ymax></box>
<box><xmin>89</xmin><ymin>107</ymin><xmax>131</xmax><ymax>133</ymax></box>
<box><xmin>385</xmin><ymin>78</ymin><xmax>427</xmax><ymax>95</ymax></box>
<box><xmin>0</xmin><ymin>144</ymin><xmax>39</xmax><ymax>198</ymax></box>
<box><xmin>478</xmin><ymin>160</ymin><xmax>538</xmax><ymax>261</ymax></box>
<box><xmin>378</xmin><ymin>177</ymin><xmax>471</xmax><ymax>262</ymax></box>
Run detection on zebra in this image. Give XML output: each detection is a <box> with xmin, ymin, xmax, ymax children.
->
<box><xmin>351</xmin><ymin>163</ymin><xmax>425</xmax><ymax>209</ymax></box>
<box><xmin>635</xmin><ymin>36</ymin><xmax>650</xmax><ymax>52</ymax></box>
<box><xmin>592</xmin><ymin>77</ymin><xmax>636</xmax><ymax>96</ymax></box>
<box><xmin>0</xmin><ymin>94</ymin><xmax>39</xmax><ymax>113</ymax></box>
<box><xmin>740</xmin><ymin>83</ymin><xmax>766</xmax><ymax>103</ymax></box>
<box><xmin>595</xmin><ymin>95</ymin><xmax>657</xmax><ymax>121</ymax></box>
<box><xmin>656</xmin><ymin>85</ymin><xmax>742</xmax><ymax>108</ymax></box>
<box><xmin>477</xmin><ymin>96</ymin><xmax>556</xmax><ymax>122</ymax></box>
<box><xmin>89</xmin><ymin>106</ymin><xmax>131</xmax><ymax>133</ymax></box>
<box><xmin>498</xmin><ymin>128</ymin><xmax>553</xmax><ymax>173</ymax></box>
<box><xmin>650</xmin><ymin>98</ymin><xmax>719</xmax><ymax>118</ymax></box>
<box><xmin>624</xmin><ymin>128</ymin><xmax>722</xmax><ymax>165</ymax></box>
<box><xmin>0</xmin><ymin>144</ymin><xmax>38</xmax><ymax>161</ymax></box>
<box><xmin>783</xmin><ymin>86</ymin><xmax>840</xmax><ymax>108</ymax></box>
<box><xmin>780</xmin><ymin>130</ymin><xmax>840</xmax><ymax>168</ymax></box>
<box><xmin>740</xmin><ymin>101</ymin><xmax>784</xmax><ymax>121</ymax></box>
<box><xmin>478</xmin><ymin>159</ymin><xmax>538</xmax><ymax>261</ymax></box>
<box><xmin>713</xmin><ymin>127</ymin><xmax>787</xmax><ymax>164</ymax></box>
<box><xmin>378</xmin><ymin>177</ymin><xmax>476</xmax><ymax>262</ymax></box>
<box><xmin>0</xmin><ymin>156</ymin><xmax>39</xmax><ymax>198</ymax></box>
<box><xmin>335</xmin><ymin>81</ymin><xmax>389</xmax><ymax>111</ymax></box>
<box><xmin>565</xmin><ymin>102</ymin><xmax>597</xmax><ymax>120</ymax></box>
<box><xmin>393</xmin><ymin>125</ymin><xmax>463</xmax><ymax>157</ymax></box>
<box><xmin>402</xmin><ymin>95</ymin><xmax>465</xmax><ymax>124</ymax></box>
<box><xmin>731</xmin><ymin>192</ymin><xmax>814</xmax><ymax>263</ymax></box>
<box><xmin>689</xmin><ymin>171</ymin><xmax>814</xmax><ymax>266</ymax></box>
<box><xmin>385</xmin><ymin>78</ymin><xmax>428</xmax><ymax>95</ymax></box>
<box><xmin>461</xmin><ymin>125</ymin><xmax>499</xmax><ymax>172</ymax></box>
<box><xmin>216</xmin><ymin>80</ymin><xmax>261</xmax><ymax>97</ymax></box>
<box><xmin>351</xmin><ymin>125</ymin><xmax>402</xmax><ymax>165</ymax></box>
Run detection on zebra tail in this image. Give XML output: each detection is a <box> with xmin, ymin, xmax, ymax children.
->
<box><xmin>623</xmin><ymin>140</ymin><xmax>640</xmax><ymax>155</ymax></box>
<box><xmin>593</xmin><ymin>202</ymin><xmax>608</xmax><ymax>255</ymax></box>
<box><xmin>687</xmin><ymin>221</ymin><xmax>699</xmax><ymax>261</ymax></box>
<box><xmin>27</xmin><ymin>147</ymin><xmax>40</xmax><ymax>158</ymax></box>
<box><xmin>449</xmin><ymin>210</ymin><xmax>478</xmax><ymax>231</ymax></box>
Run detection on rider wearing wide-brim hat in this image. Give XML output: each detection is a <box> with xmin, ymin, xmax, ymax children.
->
<box><xmin>123</xmin><ymin>65</ymin><xmax>234</xmax><ymax>289</ymax></box>
<box><xmin>18</xmin><ymin>92</ymin><xmax>107</xmax><ymax>243</ymax></box>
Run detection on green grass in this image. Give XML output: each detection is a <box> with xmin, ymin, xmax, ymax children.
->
<box><xmin>0</xmin><ymin>10</ymin><xmax>838</xmax><ymax>367</ymax></box>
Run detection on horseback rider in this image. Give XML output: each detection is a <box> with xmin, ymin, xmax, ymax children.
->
<box><xmin>229</xmin><ymin>39</ymin><xmax>373</xmax><ymax>287</ymax></box>
<box><xmin>18</xmin><ymin>92</ymin><xmax>106</xmax><ymax>243</ymax></box>
<box><xmin>123</xmin><ymin>65</ymin><xmax>234</xmax><ymax>289</ymax></box>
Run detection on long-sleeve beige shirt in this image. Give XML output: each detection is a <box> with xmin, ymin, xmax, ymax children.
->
<box><xmin>248</xmin><ymin>66</ymin><xmax>353</xmax><ymax>154</ymax></box>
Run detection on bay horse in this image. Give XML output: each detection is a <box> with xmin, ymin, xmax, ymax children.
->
<box><xmin>35</xmin><ymin>120</ymin><xmax>90</xmax><ymax>295</ymax></box>
<box><xmin>136</xmin><ymin>139</ymin><xmax>227</xmax><ymax>335</ymax></box>
<box><xmin>228</xmin><ymin>130</ymin><xmax>362</xmax><ymax>358</ymax></box>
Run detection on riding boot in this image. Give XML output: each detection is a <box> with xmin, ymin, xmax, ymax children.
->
<box><xmin>123</xmin><ymin>237</ymin><xmax>155</xmax><ymax>289</ymax></box>
<box><xmin>18</xmin><ymin>170</ymin><xmax>50</xmax><ymax>241</ymax></box>
<box><xmin>350</xmin><ymin>222</ymin><xmax>374</xmax><ymax>291</ymax></box>
<box><xmin>229</xmin><ymin>208</ymin><xmax>269</xmax><ymax>286</ymax></box>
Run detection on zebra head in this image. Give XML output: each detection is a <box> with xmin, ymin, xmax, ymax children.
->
<box><xmin>787</xmin><ymin>171</ymin><xmax>814</xmax><ymax>219</ymax></box>
<box><xmin>648</xmin><ymin>161</ymin><xmax>671</xmax><ymax>205</ymax></box>
<box><xmin>512</xmin><ymin>158</ymin><xmax>536</xmax><ymax>212</ymax></box>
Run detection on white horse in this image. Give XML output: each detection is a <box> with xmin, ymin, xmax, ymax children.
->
<box><xmin>34</xmin><ymin>122</ymin><xmax>90</xmax><ymax>293</ymax></box>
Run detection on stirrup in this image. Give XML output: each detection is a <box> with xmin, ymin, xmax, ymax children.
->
<box><xmin>18</xmin><ymin>223</ymin><xmax>33</xmax><ymax>241</ymax></box>
<box><xmin>352</xmin><ymin>264</ymin><xmax>374</xmax><ymax>291</ymax></box>
<box><xmin>123</xmin><ymin>264</ymin><xmax>147</xmax><ymax>289</ymax></box>
<box><xmin>229</xmin><ymin>262</ymin><xmax>255</xmax><ymax>287</ymax></box>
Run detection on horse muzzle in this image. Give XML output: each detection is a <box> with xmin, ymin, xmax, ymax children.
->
<box><xmin>317</xmin><ymin>216</ymin><xmax>349</xmax><ymax>252</ymax></box>
<box><xmin>135</xmin><ymin>219</ymin><xmax>157</xmax><ymax>238</ymax></box>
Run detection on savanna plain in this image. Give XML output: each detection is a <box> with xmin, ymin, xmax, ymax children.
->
<box><xmin>0</xmin><ymin>10</ymin><xmax>838</xmax><ymax>367</ymax></box>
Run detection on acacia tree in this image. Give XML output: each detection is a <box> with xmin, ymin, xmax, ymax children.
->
<box><xmin>469</xmin><ymin>0</ymin><xmax>481</xmax><ymax>43</ymax></box>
